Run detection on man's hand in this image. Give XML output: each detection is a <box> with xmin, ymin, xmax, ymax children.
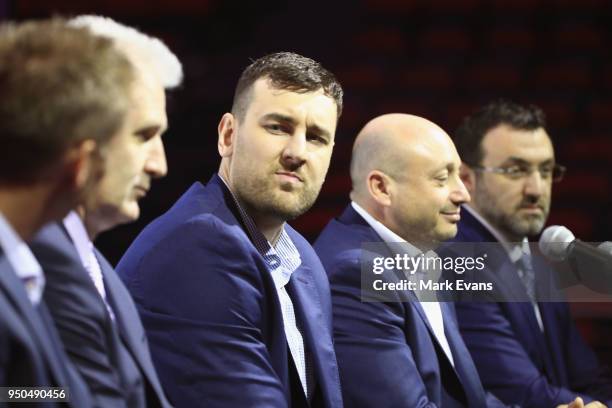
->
<box><xmin>557</xmin><ymin>397</ymin><xmax>608</xmax><ymax>408</ymax></box>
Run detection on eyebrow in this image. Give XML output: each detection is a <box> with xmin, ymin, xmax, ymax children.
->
<box><xmin>429</xmin><ymin>162</ymin><xmax>456</xmax><ymax>176</ymax></box>
<box><xmin>307</xmin><ymin>123</ymin><xmax>332</xmax><ymax>141</ymax></box>
<box><xmin>134</xmin><ymin>123</ymin><xmax>167</xmax><ymax>137</ymax></box>
<box><xmin>503</xmin><ymin>156</ymin><xmax>554</xmax><ymax>165</ymax></box>
<box><xmin>261</xmin><ymin>113</ymin><xmax>297</xmax><ymax>126</ymax></box>
<box><xmin>261</xmin><ymin>113</ymin><xmax>332</xmax><ymax>140</ymax></box>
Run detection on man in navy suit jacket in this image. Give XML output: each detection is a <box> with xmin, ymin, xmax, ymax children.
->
<box><xmin>315</xmin><ymin>113</ymin><xmax>506</xmax><ymax>407</ymax></box>
<box><xmin>450</xmin><ymin>99</ymin><xmax>612</xmax><ymax>407</ymax></box>
<box><xmin>0</xmin><ymin>19</ymin><xmax>138</xmax><ymax>406</ymax></box>
<box><xmin>117</xmin><ymin>52</ymin><xmax>344</xmax><ymax>407</ymax></box>
<box><xmin>28</xmin><ymin>15</ymin><xmax>182</xmax><ymax>408</ymax></box>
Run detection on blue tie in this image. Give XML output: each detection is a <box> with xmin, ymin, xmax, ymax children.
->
<box><xmin>518</xmin><ymin>251</ymin><xmax>536</xmax><ymax>302</ymax></box>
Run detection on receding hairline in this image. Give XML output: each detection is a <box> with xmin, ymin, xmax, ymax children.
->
<box><xmin>68</xmin><ymin>14</ymin><xmax>183</xmax><ymax>89</ymax></box>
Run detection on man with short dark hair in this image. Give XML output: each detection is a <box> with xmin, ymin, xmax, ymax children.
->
<box><xmin>451</xmin><ymin>99</ymin><xmax>612</xmax><ymax>407</ymax></box>
<box><xmin>117</xmin><ymin>52</ymin><xmax>344</xmax><ymax>407</ymax></box>
<box><xmin>28</xmin><ymin>15</ymin><xmax>182</xmax><ymax>408</ymax></box>
<box><xmin>0</xmin><ymin>19</ymin><xmax>134</xmax><ymax>406</ymax></box>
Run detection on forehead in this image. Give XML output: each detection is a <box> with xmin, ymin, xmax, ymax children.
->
<box><xmin>481</xmin><ymin>124</ymin><xmax>554</xmax><ymax>164</ymax></box>
<box><xmin>128</xmin><ymin>68</ymin><xmax>167</xmax><ymax>128</ymax></box>
<box><xmin>407</xmin><ymin>130</ymin><xmax>460</xmax><ymax>174</ymax></box>
<box><xmin>245</xmin><ymin>79</ymin><xmax>337</xmax><ymax>130</ymax></box>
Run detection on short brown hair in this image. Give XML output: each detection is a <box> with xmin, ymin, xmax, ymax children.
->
<box><xmin>231</xmin><ymin>51</ymin><xmax>343</xmax><ymax>120</ymax></box>
<box><xmin>0</xmin><ymin>19</ymin><xmax>135</xmax><ymax>184</ymax></box>
<box><xmin>454</xmin><ymin>99</ymin><xmax>547</xmax><ymax>167</ymax></box>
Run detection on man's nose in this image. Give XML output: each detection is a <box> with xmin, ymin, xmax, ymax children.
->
<box><xmin>281</xmin><ymin>133</ymin><xmax>307</xmax><ymax>168</ymax></box>
<box><xmin>145</xmin><ymin>136</ymin><xmax>168</xmax><ymax>178</ymax></box>
<box><xmin>451</xmin><ymin>175</ymin><xmax>471</xmax><ymax>205</ymax></box>
<box><xmin>523</xmin><ymin>169</ymin><xmax>545</xmax><ymax>197</ymax></box>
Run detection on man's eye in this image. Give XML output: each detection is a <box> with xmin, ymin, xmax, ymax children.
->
<box><xmin>265</xmin><ymin>124</ymin><xmax>286</xmax><ymax>133</ymax></box>
<box><xmin>505</xmin><ymin>166</ymin><xmax>527</xmax><ymax>176</ymax></box>
<box><xmin>136</xmin><ymin>129</ymin><xmax>156</xmax><ymax>141</ymax></box>
<box><xmin>539</xmin><ymin>166</ymin><xmax>554</xmax><ymax>177</ymax></box>
<box><xmin>307</xmin><ymin>134</ymin><xmax>327</xmax><ymax>145</ymax></box>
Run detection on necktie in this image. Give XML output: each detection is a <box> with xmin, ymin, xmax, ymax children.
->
<box><xmin>517</xmin><ymin>250</ymin><xmax>536</xmax><ymax>302</ymax></box>
<box><xmin>86</xmin><ymin>246</ymin><xmax>115</xmax><ymax>321</ymax></box>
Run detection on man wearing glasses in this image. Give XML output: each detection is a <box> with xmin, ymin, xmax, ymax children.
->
<box><xmin>449</xmin><ymin>99</ymin><xmax>612</xmax><ymax>407</ymax></box>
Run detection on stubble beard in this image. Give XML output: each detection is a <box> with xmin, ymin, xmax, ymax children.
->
<box><xmin>233</xmin><ymin>169</ymin><xmax>323</xmax><ymax>221</ymax></box>
<box><xmin>473</xmin><ymin>183</ymin><xmax>549</xmax><ymax>240</ymax></box>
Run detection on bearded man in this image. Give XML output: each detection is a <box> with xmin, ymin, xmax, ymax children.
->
<box><xmin>450</xmin><ymin>99</ymin><xmax>612</xmax><ymax>408</ymax></box>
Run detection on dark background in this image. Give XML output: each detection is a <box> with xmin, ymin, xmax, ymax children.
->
<box><xmin>6</xmin><ymin>0</ymin><xmax>612</xmax><ymax>360</ymax></box>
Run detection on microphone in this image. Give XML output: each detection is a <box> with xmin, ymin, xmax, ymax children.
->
<box><xmin>598</xmin><ymin>241</ymin><xmax>612</xmax><ymax>256</ymax></box>
<box><xmin>539</xmin><ymin>226</ymin><xmax>612</xmax><ymax>262</ymax></box>
<box><xmin>539</xmin><ymin>226</ymin><xmax>612</xmax><ymax>293</ymax></box>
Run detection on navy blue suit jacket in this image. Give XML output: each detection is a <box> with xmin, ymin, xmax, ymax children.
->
<box><xmin>116</xmin><ymin>175</ymin><xmax>343</xmax><ymax>407</ymax></box>
<box><xmin>29</xmin><ymin>223</ymin><xmax>171</xmax><ymax>408</ymax></box>
<box><xmin>314</xmin><ymin>205</ymin><xmax>503</xmax><ymax>407</ymax></box>
<box><xmin>0</xmin><ymin>248</ymin><xmax>91</xmax><ymax>407</ymax></box>
<box><xmin>450</xmin><ymin>207</ymin><xmax>612</xmax><ymax>407</ymax></box>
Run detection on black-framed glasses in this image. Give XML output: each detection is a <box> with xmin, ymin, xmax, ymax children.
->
<box><xmin>471</xmin><ymin>163</ymin><xmax>566</xmax><ymax>182</ymax></box>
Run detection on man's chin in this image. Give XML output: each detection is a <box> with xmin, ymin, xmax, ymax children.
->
<box><xmin>115</xmin><ymin>202</ymin><xmax>140</xmax><ymax>226</ymax></box>
<box><xmin>435</xmin><ymin>226</ymin><xmax>458</xmax><ymax>243</ymax></box>
<box><xmin>510</xmin><ymin>218</ymin><xmax>546</xmax><ymax>238</ymax></box>
<box><xmin>264</xmin><ymin>195</ymin><xmax>313</xmax><ymax>221</ymax></box>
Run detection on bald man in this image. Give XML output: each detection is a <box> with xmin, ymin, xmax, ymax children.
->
<box><xmin>314</xmin><ymin>114</ymin><xmax>506</xmax><ymax>407</ymax></box>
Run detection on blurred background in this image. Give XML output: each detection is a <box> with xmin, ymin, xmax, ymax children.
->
<box><xmin>4</xmin><ymin>0</ymin><xmax>612</xmax><ymax>361</ymax></box>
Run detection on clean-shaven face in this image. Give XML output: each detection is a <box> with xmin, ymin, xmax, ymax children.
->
<box><xmin>389</xmin><ymin>131</ymin><xmax>471</xmax><ymax>248</ymax></box>
<box><xmin>85</xmin><ymin>69</ymin><xmax>168</xmax><ymax>233</ymax></box>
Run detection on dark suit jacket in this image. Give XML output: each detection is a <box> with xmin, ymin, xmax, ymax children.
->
<box><xmin>0</xmin><ymin>247</ymin><xmax>91</xmax><ymax>408</ymax></box>
<box><xmin>29</xmin><ymin>223</ymin><xmax>171</xmax><ymax>408</ymax></box>
<box><xmin>314</xmin><ymin>205</ymin><xmax>503</xmax><ymax>407</ymax></box>
<box><xmin>449</xmin><ymin>207</ymin><xmax>612</xmax><ymax>407</ymax></box>
<box><xmin>116</xmin><ymin>175</ymin><xmax>343</xmax><ymax>408</ymax></box>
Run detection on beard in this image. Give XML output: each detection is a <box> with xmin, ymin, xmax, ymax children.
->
<box><xmin>473</xmin><ymin>183</ymin><xmax>550</xmax><ymax>240</ymax></box>
<box><xmin>232</xmin><ymin>167</ymin><xmax>324</xmax><ymax>222</ymax></box>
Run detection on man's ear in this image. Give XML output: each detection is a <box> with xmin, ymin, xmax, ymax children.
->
<box><xmin>460</xmin><ymin>162</ymin><xmax>476</xmax><ymax>194</ymax></box>
<box><xmin>62</xmin><ymin>139</ymin><xmax>100</xmax><ymax>192</ymax></box>
<box><xmin>218</xmin><ymin>113</ymin><xmax>237</xmax><ymax>158</ymax></box>
<box><xmin>367</xmin><ymin>170</ymin><xmax>393</xmax><ymax>208</ymax></box>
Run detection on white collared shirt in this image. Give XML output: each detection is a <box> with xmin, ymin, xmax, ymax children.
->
<box><xmin>351</xmin><ymin>201</ymin><xmax>455</xmax><ymax>366</ymax></box>
<box><xmin>0</xmin><ymin>211</ymin><xmax>45</xmax><ymax>305</ymax></box>
<box><xmin>462</xmin><ymin>204</ymin><xmax>544</xmax><ymax>331</ymax></box>
<box><xmin>63</xmin><ymin>211</ymin><xmax>114</xmax><ymax>320</ymax></box>
<box><xmin>219</xmin><ymin>175</ymin><xmax>312</xmax><ymax>399</ymax></box>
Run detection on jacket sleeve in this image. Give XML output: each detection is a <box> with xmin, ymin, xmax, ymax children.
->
<box><xmin>560</xmin><ymin>302</ymin><xmax>612</xmax><ymax>406</ymax></box>
<box><xmin>456</xmin><ymin>301</ymin><xmax>599</xmax><ymax>407</ymax></box>
<box><xmin>120</xmin><ymin>218</ymin><xmax>288</xmax><ymax>408</ymax></box>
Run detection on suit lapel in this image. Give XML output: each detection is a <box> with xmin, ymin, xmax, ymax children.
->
<box><xmin>342</xmin><ymin>206</ymin><xmax>464</xmax><ymax>372</ymax></box>
<box><xmin>441</xmin><ymin>302</ymin><xmax>486</xmax><ymax>406</ymax></box>
<box><xmin>457</xmin><ymin>210</ymin><xmax>556</xmax><ymax>379</ymax></box>
<box><xmin>0</xmin><ymin>258</ymin><xmax>71</xmax><ymax>388</ymax></box>
<box><xmin>96</xmin><ymin>249</ymin><xmax>169</xmax><ymax>407</ymax></box>
<box><xmin>341</xmin><ymin>207</ymin><xmax>472</xmax><ymax>396</ymax></box>
<box><xmin>287</xmin><ymin>263</ymin><xmax>341</xmax><ymax>408</ymax></box>
<box><xmin>488</xmin><ymin>253</ymin><xmax>550</xmax><ymax>358</ymax></box>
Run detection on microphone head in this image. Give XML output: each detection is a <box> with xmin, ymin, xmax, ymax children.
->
<box><xmin>598</xmin><ymin>241</ymin><xmax>612</xmax><ymax>255</ymax></box>
<box><xmin>539</xmin><ymin>225</ymin><xmax>575</xmax><ymax>261</ymax></box>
